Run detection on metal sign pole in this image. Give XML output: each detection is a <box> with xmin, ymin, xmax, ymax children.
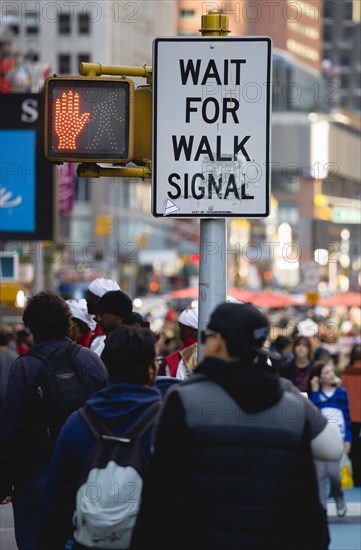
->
<box><xmin>197</xmin><ymin>11</ymin><xmax>230</xmax><ymax>361</ymax></box>
<box><xmin>198</xmin><ymin>218</ymin><xmax>227</xmax><ymax>360</ymax></box>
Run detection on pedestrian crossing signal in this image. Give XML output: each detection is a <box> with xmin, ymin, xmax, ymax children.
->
<box><xmin>45</xmin><ymin>77</ymin><xmax>134</xmax><ymax>163</ymax></box>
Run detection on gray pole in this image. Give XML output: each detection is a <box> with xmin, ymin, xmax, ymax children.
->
<box><xmin>197</xmin><ymin>218</ymin><xmax>227</xmax><ymax>361</ymax></box>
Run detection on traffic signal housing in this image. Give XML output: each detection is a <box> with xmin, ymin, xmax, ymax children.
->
<box><xmin>45</xmin><ymin>77</ymin><xmax>134</xmax><ymax>163</ymax></box>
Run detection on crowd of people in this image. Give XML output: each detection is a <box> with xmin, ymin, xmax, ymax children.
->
<box><xmin>0</xmin><ymin>277</ymin><xmax>359</xmax><ymax>550</ymax></box>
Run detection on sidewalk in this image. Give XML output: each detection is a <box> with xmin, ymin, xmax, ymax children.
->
<box><xmin>1</xmin><ymin>488</ymin><xmax>360</xmax><ymax>550</ymax></box>
<box><xmin>328</xmin><ymin>487</ymin><xmax>361</xmax><ymax>550</ymax></box>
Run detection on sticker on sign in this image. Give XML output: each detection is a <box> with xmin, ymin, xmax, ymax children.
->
<box><xmin>152</xmin><ymin>37</ymin><xmax>272</xmax><ymax>218</ymax></box>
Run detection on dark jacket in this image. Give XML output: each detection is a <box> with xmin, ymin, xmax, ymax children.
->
<box><xmin>37</xmin><ymin>383</ymin><xmax>161</xmax><ymax>550</ymax></box>
<box><xmin>279</xmin><ymin>357</ymin><xmax>314</xmax><ymax>392</ymax></box>
<box><xmin>132</xmin><ymin>357</ymin><xmax>328</xmax><ymax>550</ymax></box>
<box><xmin>0</xmin><ymin>339</ymin><xmax>109</xmax><ymax>499</ymax></box>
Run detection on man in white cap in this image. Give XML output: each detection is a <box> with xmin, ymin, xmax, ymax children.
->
<box><xmin>86</xmin><ymin>277</ymin><xmax>121</xmax><ymax>315</ymax></box>
<box><xmin>66</xmin><ymin>299</ymin><xmax>96</xmax><ymax>348</ymax></box>
<box><xmin>85</xmin><ymin>277</ymin><xmax>121</xmax><ymax>351</ymax></box>
<box><xmin>165</xmin><ymin>306</ymin><xmax>198</xmax><ymax>378</ymax></box>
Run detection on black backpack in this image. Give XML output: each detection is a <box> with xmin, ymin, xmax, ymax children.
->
<box><xmin>73</xmin><ymin>401</ymin><xmax>161</xmax><ymax>549</ymax></box>
<box><xmin>28</xmin><ymin>341</ymin><xmax>96</xmax><ymax>455</ymax></box>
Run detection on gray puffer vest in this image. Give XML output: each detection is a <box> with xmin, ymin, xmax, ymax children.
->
<box><xmin>176</xmin><ymin>375</ymin><xmax>309</xmax><ymax>550</ymax></box>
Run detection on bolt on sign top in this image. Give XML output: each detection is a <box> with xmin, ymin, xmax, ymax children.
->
<box><xmin>45</xmin><ymin>77</ymin><xmax>134</xmax><ymax>163</ymax></box>
<box><xmin>152</xmin><ymin>37</ymin><xmax>272</xmax><ymax>218</ymax></box>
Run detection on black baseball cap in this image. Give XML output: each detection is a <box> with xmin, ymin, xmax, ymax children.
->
<box><xmin>207</xmin><ymin>302</ymin><xmax>280</xmax><ymax>360</ymax></box>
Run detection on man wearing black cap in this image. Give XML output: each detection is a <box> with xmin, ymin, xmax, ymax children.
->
<box><xmin>91</xmin><ymin>290</ymin><xmax>133</xmax><ymax>356</ymax></box>
<box><xmin>132</xmin><ymin>302</ymin><xmax>343</xmax><ymax>550</ymax></box>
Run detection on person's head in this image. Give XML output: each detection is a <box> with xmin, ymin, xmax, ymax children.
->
<box><xmin>101</xmin><ymin>325</ymin><xmax>157</xmax><ymax>385</ymax></box>
<box><xmin>86</xmin><ymin>277</ymin><xmax>121</xmax><ymax>315</ymax></box>
<box><xmin>66</xmin><ymin>299</ymin><xmax>96</xmax><ymax>340</ymax></box>
<box><xmin>313</xmin><ymin>347</ymin><xmax>332</xmax><ymax>364</ymax></box>
<box><xmin>123</xmin><ymin>312</ymin><xmax>150</xmax><ymax>329</ymax></box>
<box><xmin>22</xmin><ymin>291</ymin><xmax>71</xmax><ymax>343</ymax></box>
<box><xmin>98</xmin><ymin>290</ymin><xmax>133</xmax><ymax>334</ymax></box>
<box><xmin>292</xmin><ymin>336</ymin><xmax>313</xmax><ymax>361</ymax></box>
<box><xmin>272</xmin><ymin>335</ymin><xmax>291</xmax><ymax>356</ymax></box>
<box><xmin>178</xmin><ymin>306</ymin><xmax>198</xmax><ymax>342</ymax></box>
<box><xmin>201</xmin><ymin>302</ymin><xmax>277</xmax><ymax>364</ymax></box>
<box><xmin>0</xmin><ymin>331</ymin><xmax>10</xmax><ymax>346</ymax></box>
<box><xmin>16</xmin><ymin>328</ymin><xmax>32</xmax><ymax>345</ymax></box>
<box><xmin>306</xmin><ymin>361</ymin><xmax>336</xmax><ymax>394</ymax></box>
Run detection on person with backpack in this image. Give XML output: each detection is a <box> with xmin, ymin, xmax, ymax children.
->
<box><xmin>37</xmin><ymin>324</ymin><xmax>161</xmax><ymax>550</ymax></box>
<box><xmin>0</xmin><ymin>292</ymin><xmax>109</xmax><ymax>550</ymax></box>
<box><xmin>132</xmin><ymin>302</ymin><xmax>344</xmax><ymax>550</ymax></box>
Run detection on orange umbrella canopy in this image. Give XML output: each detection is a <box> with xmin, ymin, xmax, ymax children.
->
<box><xmin>250</xmin><ymin>292</ymin><xmax>303</xmax><ymax>308</ymax></box>
<box><xmin>168</xmin><ymin>287</ymin><xmax>302</xmax><ymax>308</ymax></box>
<box><xmin>168</xmin><ymin>287</ymin><xmax>257</xmax><ymax>301</ymax></box>
<box><xmin>317</xmin><ymin>292</ymin><xmax>361</xmax><ymax>308</ymax></box>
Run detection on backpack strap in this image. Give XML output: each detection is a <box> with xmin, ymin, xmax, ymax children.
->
<box><xmin>26</xmin><ymin>341</ymin><xmax>81</xmax><ymax>362</ymax></box>
<box><xmin>125</xmin><ymin>401</ymin><xmax>162</xmax><ymax>440</ymax></box>
<box><xmin>78</xmin><ymin>405</ymin><xmax>113</xmax><ymax>440</ymax></box>
<box><xmin>79</xmin><ymin>401</ymin><xmax>161</xmax><ymax>442</ymax></box>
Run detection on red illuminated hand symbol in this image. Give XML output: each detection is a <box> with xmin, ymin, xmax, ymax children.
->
<box><xmin>55</xmin><ymin>91</ymin><xmax>90</xmax><ymax>150</ymax></box>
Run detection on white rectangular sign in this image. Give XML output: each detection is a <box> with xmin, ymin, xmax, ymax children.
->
<box><xmin>152</xmin><ymin>37</ymin><xmax>272</xmax><ymax>218</ymax></box>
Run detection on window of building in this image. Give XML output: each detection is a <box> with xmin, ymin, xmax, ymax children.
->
<box><xmin>78</xmin><ymin>13</ymin><xmax>90</xmax><ymax>34</ymax></box>
<box><xmin>323</xmin><ymin>24</ymin><xmax>333</xmax><ymax>43</ymax></box>
<box><xmin>324</xmin><ymin>1</ymin><xmax>339</xmax><ymax>20</ymax></box>
<box><xmin>278</xmin><ymin>204</ymin><xmax>299</xmax><ymax>226</ymax></box>
<box><xmin>343</xmin><ymin>1</ymin><xmax>353</xmax><ymax>20</ymax></box>
<box><xmin>343</xmin><ymin>25</ymin><xmax>354</xmax><ymax>41</ymax></box>
<box><xmin>58</xmin><ymin>13</ymin><xmax>71</xmax><ymax>34</ymax></box>
<box><xmin>180</xmin><ymin>9</ymin><xmax>195</xmax><ymax>17</ymax></box>
<box><xmin>58</xmin><ymin>54</ymin><xmax>71</xmax><ymax>74</ymax></box>
<box><xmin>75</xmin><ymin>177</ymin><xmax>91</xmax><ymax>202</ymax></box>
<box><xmin>340</xmin><ymin>74</ymin><xmax>349</xmax><ymax>88</ymax></box>
<box><xmin>26</xmin><ymin>26</ymin><xmax>39</xmax><ymax>35</ymax></box>
<box><xmin>78</xmin><ymin>53</ymin><xmax>90</xmax><ymax>66</ymax></box>
<box><xmin>341</xmin><ymin>53</ymin><xmax>351</xmax><ymax>66</ymax></box>
<box><xmin>24</xmin><ymin>11</ymin><xmax>39</xmax><ymax>23</ymax></box>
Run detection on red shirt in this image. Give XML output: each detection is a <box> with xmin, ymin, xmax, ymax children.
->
<box><xmin>165</xmin><ymin>337</ymin><xmax>197</xmax><ymax>377</ymax></box>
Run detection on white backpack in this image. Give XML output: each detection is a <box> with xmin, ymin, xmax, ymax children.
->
<box><xmin>74</xmin><ymin>402</ymin><xmax>160</xmax><ymax>549</ymax></box>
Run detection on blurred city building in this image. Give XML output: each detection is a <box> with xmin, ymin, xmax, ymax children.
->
<box><xmin>177</xmin><ymin>0</ymin><xmax>361</xmax><ymax>295</ymax></box>
<box><xmin>1</xmin><ymin>0</ymin><xmax>360</xmax><ymax>302</ymax></box>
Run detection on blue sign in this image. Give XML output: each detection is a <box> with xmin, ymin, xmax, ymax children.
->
<box><xmin>0</xmin><ymin>94</ymin><xmax>53</xmax><ymax>241</ymax></box>
<box><xmin>0</xmin><ymin>130</ymin><xmax>36</xmax><ymax>232</ymax></box>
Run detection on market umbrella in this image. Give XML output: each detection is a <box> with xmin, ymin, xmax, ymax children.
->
<box><xmin>250</xmin><ymin>292</ymin><xmax>303</xmax><ymax>308</ymax></box>
<box><xmin>317</xmin><ymin>292</ymin><xmax>361</xmax><ymax>308</ymax></box>
<box><xmin>168</xmin><ymin>287</ymin><xmax>258</xmax><ymax>301</ymax></box>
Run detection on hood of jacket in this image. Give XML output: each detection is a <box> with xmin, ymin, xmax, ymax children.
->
<box><xmin>195</xmin><ymin>356</ymin><xmax>283</xmax><ymax>413</ymax></box>
<box><xmin>86</xmin><ymin>383</ymin><xmax>161</xmax><ymax>428</ymax></box>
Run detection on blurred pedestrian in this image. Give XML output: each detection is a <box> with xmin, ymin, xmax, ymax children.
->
<box><xmin>123</xmin><ymin>311</ymin><xmax>150</xmax><ymax>329</ymax></box>
<box><xmin>37</xmin><ymin>325</ymin><xmax>161</xmax><ymax>550</ymax></box>
<box><xmin>0</xmin><ymin>331</ymin><xmax>18</xmax><ymax>409</ymax></box>
<box><xmin>93</xmin><ymin>290</ymin><xmax>133</xmax><ymax>356</ymax></box>
<box><xmin>85</xmin><ymin>277</ymin><xmax>121</xmax><ymax>352</ymax></box>
<box><xmin>66</xmin><ymin>298</ymin><xmax>96</xmax><ymax>347</ymax></box>
<box><xmin>307</xmin><ymin>361</ymin><xmax>351</xmax><ymax>517</ymax></box>
<box><xmin>165</xmin><ymin>306</ymin><xmax>198</xmax><ymax>378</ymax></box>
<box><xmin>280</xmin><ymin>335</ymin><xmax>314</xmax><ymax>392</ymax></box>
<box><xmin>0</xmin><ymin>291</ymin><xmax>109</xmax><ymax>550</ymax></box>
<box><xmin>16</xmin><ymin>328</ymin><xmax>32</xmax><ymax>355</ymax></box>
<box><xmin>270</xmin><ymin>335</ymin><xmax>293</xmax><ymax>369</ymax></box>
<box><xmin>342</xmin><ymin>344</ymin><xmax>361</xmax><ymax>486</ymax></box>
<box><xmin>132</xmin><ymin>302</ymin><xmax>343</xmax><ymax>550</ymax></box>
